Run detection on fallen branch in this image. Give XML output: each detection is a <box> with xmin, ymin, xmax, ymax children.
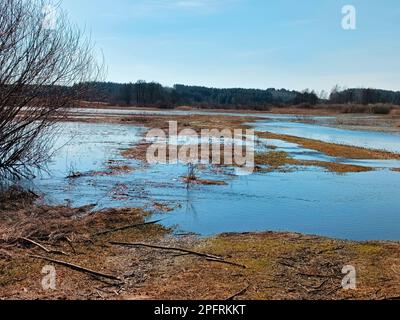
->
<box><xmin>296</xmin><ymin>271</ymin><xmax>341</xmax><ymax>279</ymax></box>
<box><xmin>277</xmin><ymin>261</ymin><xmax>296</xmax><ymax>269</ymax></box>
<box><xmin>206</xmin><ymin>258</ymin><xmax>247</xmax><ymax>269</ymax></box>
<box><xmin>94</xmin><ymin>220</ymin><xmax>163</xmax><ymax>237</ymax></box>
<box><xmin>28</xmin><ymin>254</ymin><xmax>121</xmax><ymax>282</ymax></box>
<box><xmin>226</xmin><ymin>284</ymin><xmax>250</xmax><ymax>300</ymax></box>
<box><xmin>298</xmin><ymin>279</ymin><xmax>329</xmax><ymax>294</ymax></box>
<box><xmin>110</xmin><ymin>241</ymin><xmax>247</xmax><ymax>268</ymax></box>
<box><xmin>385</xmin><ymin>296</ymin><xmax>400</xmax><ymax>300</ymax></box>
<box><xmin>110</xmin><ymin>241</ymin><xmax>222</xmax><ymax>260</ymax></box>
<box><xmin>20</xmin><ymin>237</ymin><xmax>69</xmax><ymax>256</ymax></box>
<box><xmin>63</xmin><ymin>237</ymin><xmax>77</xmax><ymax>254</ymax></box>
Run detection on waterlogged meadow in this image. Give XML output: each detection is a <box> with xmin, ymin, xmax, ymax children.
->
<box><xmin>31</xmin><ymin>113</ymin><xmax>400</xmax><ymax>241</ymax></box>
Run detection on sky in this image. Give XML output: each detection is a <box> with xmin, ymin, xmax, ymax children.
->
<box><xmin>61</xmin><ymin>0</ymin><xmax>400</xmax><ymax>92</ymax></box>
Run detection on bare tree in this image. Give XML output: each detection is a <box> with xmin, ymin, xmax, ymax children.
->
<box><xmin>0</xmin><ymin>0</ymin><xmax>102</xmax><ymax>179</ymax></box>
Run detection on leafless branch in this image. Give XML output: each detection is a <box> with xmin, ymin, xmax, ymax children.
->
<box><xmin>0</xmin><ymin>0</ymin><xmax>103</xmax><ymax>180</ymax></box>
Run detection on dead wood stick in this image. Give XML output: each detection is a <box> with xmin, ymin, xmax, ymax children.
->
<box><xmin>94</xmin><ymin>220</ymin><xmax>163</xmax><ymax>237</ymax></box>
<box><xmin>325</xmin><ymin>285</ymin><xmax>343</xmax><ymax>296</ymax></box>
<box><xmin>226</xmin><ymin>284</ymin><xmax>250</xmax><ymax>300</ymax></box>
<box><xmin>110</xmin><ymin>241</ymin><xmax>247</xmax><ymax>269</ymax></box>
<box><xmin>278</xmin><ymin>261</ymin><xmax>296</xmax><ymax>269</ymax></box>
<box><xmin>110</xmin><ymin>241</ymin><xmax>223</xmax><ymax>260</ymax></box>
<box><xmin>28</xmin><ymin>254</ymin><xmax>121</xmax><ymax>281</ymax></box>
<box><xmin>299</xmin><ymin>279</ymin><xmax>329</xmax><ymax>294</ymax></box>
<box><xmin>20</xmin><ymin>237</ymin><xmax>69</xmax><ymax>256</ymax></box>
<box><xmin>64</xmin><ymin>237</ymin><xmax>77</xmax><ymax>254</ymax></box>
<box><xmin>385</xmin><ymin>296</ymin><xmax>400</xmax><ymax>300</ymax></box>
<box><xmin>206</xmin><ymin>258</ymin><xmax>247</xmax><ymax>269</ymax></box>
<box><xmin>296</xmin><ymin>272</ymin><xmax>341</xmax><ymax>279</ymax></box>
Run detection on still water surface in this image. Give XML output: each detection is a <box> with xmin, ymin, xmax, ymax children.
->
<box><xmin>31</xmin><ymin>117</ymin><xmax>400</xmax><ymax>241</ymax></box>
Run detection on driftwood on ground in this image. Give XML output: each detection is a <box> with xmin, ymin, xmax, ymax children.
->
<box><xmin>110</xmin><ymin>241</ymin><xmax>247</xmax><ymax>269</ymax></box>
<box><xmin>20</xmin><ymin>237</ymin><xmax>69</xmax><ymax>256</ymax></box>
<box><xmin>93</xmin><ymin>220</ymin><xmax>163</xmax><ymax>237</ymax></box>
<box><xmin>29</xmin><ymin>254</ymin><xmax>122</xmax><ymax>282</ymax></box>
<box><xmin>226</xmin><ymin>284</ymin><xmax>250</xmax><ymax>300</ymax></box>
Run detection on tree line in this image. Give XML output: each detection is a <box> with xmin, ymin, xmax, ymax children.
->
<box><xmin>329</xmin><ymin>86</ymin><xmax>400</xmax><ymax>105</ymax></box>
<box><xmin>78</xmin><ymin>81</ymin><xmax>312</xmax><ymax>109</ymax></box>
<box><xmin>78</xmin><ymin>81</ymin><xmax>400</xmax><ymax>110</ymax></box>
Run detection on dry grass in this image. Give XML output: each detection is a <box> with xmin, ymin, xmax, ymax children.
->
<box><xmin>1</xmin><ymin>192</ymin><xmax>399</xmax><ymax>300</ymax></box>
<box><xmin>297</xmin><ymin>160</ymin><xmax>372</xmax><ymax>173</ymax></box>
<box><xmin>0</xmin><ymin>203</ymin><xmax>149</xmax><ymax>244</ymax></box>
<box><xmin>181</xmin><ymin>177</ymin><xmax>228</xmax><ymax>186</ymax></box>
<box><xmin>121</xmin><ymin>142</ymin><xmax>150</xmax><ymax>162</ymax></box>
<box><xmin>255</xmin><ymin>151</ymin><xmax>291</xmax><ymax>168</ymax></box>
<box><xmin>123</xmin><ymin>137</ymin><xmax>374</xmax><ymax>174</ymax></box>
<box><xmin>118</xmin><ymin>114</ymin><xmax>397</xmax><ymax>174</ymax></box>
<box><xmin>67</xmin><ymin>163</ymin><xmax>133</xmax><ymax>179</ymax></box>
<box><xmin>139</xmin><ymin>232</ymin><xmax>400</xmax><ymax>300</ymax></box>
<box><xmin>255</xmin><ymin>150</ymin><xmax>372</xmax><ymax>173</ymax></box>
<box><xmin>2</xmin><ymin>110</ymin><xmax>398</xmax><ymax>299</ymax></box>
<box><xmin>120</xmin><ymin>114</ymin><xmax>258</xmax><ymax>132</ymax></box>
<box><xmin>257</xmin><ymin>132</ymin><xmax>400</xmax><ymax>160</ymax></box>
<box><xmin>0</xmin><ymin>192</ymin><xmax>170</xmax><ymax>298</ymax></box>
<box><xmin>0</xmin><ymin>186</ymin><xmax>38</xmax><ymax>211</ymax></box>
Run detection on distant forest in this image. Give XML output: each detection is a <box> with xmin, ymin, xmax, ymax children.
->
<box><xmin>76</xmin><ymin>81</ymin><xmax>400</xmax><ymax>110</ymax></box>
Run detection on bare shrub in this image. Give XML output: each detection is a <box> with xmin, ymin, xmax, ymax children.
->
<box><xmin>340</xmin><ymin>104</ymin><xmax>370</xmax><ymax>114</ymax></box>
<box><xmin>0</xmin><ymin>0</ymin><xmax>102</xmax><ymax>179</ymax></box>
<box><xmin>0</xmin><ymin>185</ymin><xmax>38</xmax><ymax>211</ymax></box>
<box><xmin>183</xmin><ymin>163</ymin><xmax>199</xmax><ymax>189</ymax></box>
<box><xmin>371</xmin><ymin>105</ymin><xmax>392</xmax><ymax>115</ymax></box>
<box><xmin>186</xmin><ymin>163</ymin><xmax>198</xmax><ymax>181</ymax></box>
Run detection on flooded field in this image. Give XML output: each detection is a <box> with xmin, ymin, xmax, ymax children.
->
<box><xmin>254</xmin><ymin>120</ymin><xmax>400</xmax><ymax>153</ymax></box>
<box><xmin>30</xmin><ymin>113</ymin><xmax>400</xmax><ymax>241</ymax></box>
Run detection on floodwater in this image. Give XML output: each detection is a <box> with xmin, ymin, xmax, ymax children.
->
<box><xmin>254</xmin><ymin>120</ymin><xmax>400</xmax><ymax>153</ymax></box>
<box><xmin>30</xmin><ymin>114</ymin><xmax>400</xmax><ymax>241</ymax></box>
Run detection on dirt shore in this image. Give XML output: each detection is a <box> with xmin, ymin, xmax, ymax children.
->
<box><xmin>2</xmin><ymin>107</ymin><xmax>400</xmax><ymax>300</ymax></box>
<box><xmin>72</xmin><ymin>103</ymin><xmax>400</xmax><ymax>133</ymax></box>
<box><xmin>1</xmin><ymin>194</ymin><xmax>399</xmax><ymax>300</ymax></box>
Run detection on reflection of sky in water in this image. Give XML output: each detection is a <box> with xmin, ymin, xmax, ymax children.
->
<box><xmin>152</xmin><ymin>169</ymin><xmax>400</xmax><ymax>241</ymax></box>
<box><xmin>254</xmin><ymin>121</ymin><xmax>400</xmax><ymax>153</ymax></box>
<box><xmin>40</xmin><ymin>122</ymin><xmax>144</xmax><ymax>177</ymax></box>
<box><xmin>260</xmin><ymin>138</ymin><xmax>400</xmax><ymax>169</ymax></box>
<box><xmin>30</xmin><ymin>120</ymin><xmax>400</xmax><ymax>241</ymax></box>
<box><xmin>69</xmin><ymin>108</ymin><xmax>332</xmax><ymax>121</ymax></box>
<box><xmin>145</xmin><ymin>134</ymin><xmax>255</xmax><ymax>147</ymax></box>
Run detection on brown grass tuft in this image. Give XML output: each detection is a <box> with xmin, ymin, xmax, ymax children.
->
<box><xmin>257</xmin><ymin>132</ymin><xmax>400</xmax><ymax>160</ymax></box>
<box><xmin>255</xmin><ymin>150</ymin><xmax>372</xmax><ymax>173</ymax></box>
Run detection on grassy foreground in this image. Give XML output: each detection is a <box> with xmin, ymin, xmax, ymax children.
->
<box><xmin>1</xmin><ymin>190</ymin><xmax>399</xmax><ymax>300</ymax></box>
<box><xmin>2</xmin><ymin>110</ymin><xmax>400</xmax><ymax>299</ymax></box>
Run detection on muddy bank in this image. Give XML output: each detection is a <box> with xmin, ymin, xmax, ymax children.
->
<box><xmin>0</xmin><ymin>191</ymin><xmax>170</xmax><ymax>300</ymax></box>
<box><xmin>1</xmin><ymin>193</ymin><xmax>399</xmax><ymax>300</ymax></box>
<box><xmin>114</xmin><ymin>113</ymin><xmax>399</xmax><ymax>173</ymax></box>
<box><xmin>68</xmin><ymin>104</ymin><xmax>400</xmax><ymax>133</ymax></box>
<box><xmin>254</xmin><ymin>150</ymin><xmax>373</xmax><ymax>173</ymax></box>
<box><xmin>2</xmin><ymin>109</ymin><xmax>400</xmax><ymax>299</ymax></box>
<box><xmin>143</xmin><ymin>232</ymin><xmax>400</xmax><ymax>300</ymax></box>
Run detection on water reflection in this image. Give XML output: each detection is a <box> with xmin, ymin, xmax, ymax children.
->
<box><xmin>30</xmin><ymin>120</ymin><xmax>400</xmax><ymax>241</ymax></box>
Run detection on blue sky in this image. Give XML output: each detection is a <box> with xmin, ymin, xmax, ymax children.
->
<box><xmin>62</xmin><ymin>0</ymin><xmax>400</xmax><ymax>92</ymax></box>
